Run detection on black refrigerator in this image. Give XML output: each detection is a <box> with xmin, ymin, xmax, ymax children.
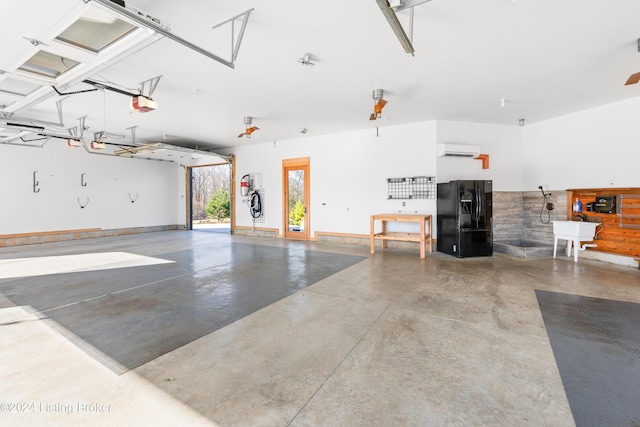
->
<box><xmin>437</xmin><ymin>180</ymin><xmax>492</xmax><ymax>257</ymax></box>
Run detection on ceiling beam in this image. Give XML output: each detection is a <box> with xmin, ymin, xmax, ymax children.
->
<box><xmin>90</xmin><ymin>0</ymin><xmax>236</xmax><ymax>68</ymax></box>
<box><xmin>390</xmin><ymin>0</ymin><xmax>432</xmax><ymax>12</ymax></box>
<box><xmin>374</xmin><ymin>0</ymin><xmax>415</xmax><ymax>55</ymax></box>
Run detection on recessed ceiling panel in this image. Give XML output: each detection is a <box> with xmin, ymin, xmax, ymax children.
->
<box><xmin>18</xmin><ymin>51</ymin><xmax>80</xmax><ymax>79</ymax></box>
<box><xmin>0</xmin><ymin>77</ymin><xmax>42</xmax><ymax>97</ymax></box>
<box><xmin>0</xmin><ymin>95</ymin><xmax>17</xmax><ymax>109</ymax></box>
<box><xmin>55</xmin><ymin>8</ymin><xmax>138</xmax><ymax>53</ymax></box>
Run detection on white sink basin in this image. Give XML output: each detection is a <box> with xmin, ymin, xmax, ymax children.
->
<box><xmin>552</xmin><ymin>220</ymin><xmax>600</xmax><ymax>262</ymax></box>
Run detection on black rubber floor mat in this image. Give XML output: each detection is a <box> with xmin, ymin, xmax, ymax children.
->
<box><xmin>535</xmin><ymin>290</ymin><xmax>640</xmax><ymax>427</ymax></box>
<box><xmin>2</xmin><ymin>243</ymin><xmax>365</xmax><ymax>374</ymax></box>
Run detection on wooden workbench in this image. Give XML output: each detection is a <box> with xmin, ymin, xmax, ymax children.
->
<box><xmin>370</xmin><ymin>213</ymin><xmax>433</xmax><ymax>259</ymax></box>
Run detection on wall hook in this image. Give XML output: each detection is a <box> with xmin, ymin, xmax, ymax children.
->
<box><xmin>129</xmin><ymin>193</ymin><xmax>139</xmax><ymax>203</ymax></box>
<box><xmin>33</xmin><ymin>171</ymin><xmax>40</xmax><ymax>193</ymax></box>
<box><xmin>77</xmin><ymin>197</ymin><xmax>89</xmax><ymax>209</ymax></box>
<box><xmin>81</xmin><ymin>173</ymin><xmax>87</xmax><ymax>187</ymax></box>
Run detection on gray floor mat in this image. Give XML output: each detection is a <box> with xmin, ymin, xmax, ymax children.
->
<box><xmin>536</xmin><ymin>290</ymin><xmax>640</xmax><ymax>427</ymax></box>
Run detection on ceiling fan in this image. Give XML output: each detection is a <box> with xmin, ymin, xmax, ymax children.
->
<box><xmin>625</xmin><ymin>38</ymin><xmax>640</xmax><ymax>85</ymax></box>
<box><xmin>625</xmin><ymin>72</ymin><xmax>640</xmax><ymax>85</ymax></box>
<box><xmin>370</xmin><ymin>89</ymin><xmax>388</xmax><ymax>120</ymax></box>
<box><xmin>238</xmin><ymin>116</ymin><xmax>259</xmax><ymax>138</ymax></box>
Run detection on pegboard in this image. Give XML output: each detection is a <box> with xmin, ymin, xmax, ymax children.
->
<box><xmin>387</xmin><ymin>176</ymin><xmax>436</xmax><ymax>199</ymax></box>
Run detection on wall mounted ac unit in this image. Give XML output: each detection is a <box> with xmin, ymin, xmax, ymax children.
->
<box><xmin>437</xmin><ymin>143</ymin><xmax>480</xmax><ymax>158</ymax></box>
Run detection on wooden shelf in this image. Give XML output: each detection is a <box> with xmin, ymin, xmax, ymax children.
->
<box><xmin>373</xmin><ymin>231</ymin><xmax>431</xmax><ymax>242</ymax></box>
<box><xmin>370</xmin><ymin>213</ymin><xmax>432</xmax><ymax>259</ymax></box>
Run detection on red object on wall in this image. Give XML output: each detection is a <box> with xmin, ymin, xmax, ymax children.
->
<box><xmin>475</xmin><ymin>154</ymin><xmax>489</xmax><ymax>169</ymax></box>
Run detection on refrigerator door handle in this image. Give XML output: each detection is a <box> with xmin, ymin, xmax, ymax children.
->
<box><xmin>474</xmin><ymin>188</ymin><xmax>480</xmax><ymax>228</ymax></box>
<box><xmin>477</xmin><ymin>189</ymin><xmax>481</xmax><ymax>226</ymax></box>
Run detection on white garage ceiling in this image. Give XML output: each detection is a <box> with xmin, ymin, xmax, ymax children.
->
<box><xmin>2</xmin><ymin>0</ymin><xmax>640</xmax><ymax>154</ymax></box>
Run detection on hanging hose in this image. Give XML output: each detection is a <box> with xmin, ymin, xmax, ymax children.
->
<box><xmin>538</xmin><ymin>186</ymin><xmax>554</xmax><ymax>224</ymax></box>
<box><xmin>249</xmin><ymin>191</ymin><xmax>262</xmax><ymax>218</ymax></box>
<box><xmin>540</xmin><ymin>193</ymin><xmax>552</xmax><ymax>224</ymax></box>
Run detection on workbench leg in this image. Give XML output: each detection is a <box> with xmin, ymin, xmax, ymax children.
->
<box><xmin>420</xmin><ymin>220</ymin><xmax>426</xmax><ymax>259</ymax></box>
<box><xmin>381</xmin><ymin>221</ymin><xmax>387</xmax><ymax>249</ymax></box>
<box><xmin>370</xmin><ymin>216</ymin><xmax>375</xmax><ymax>254</ymax></box>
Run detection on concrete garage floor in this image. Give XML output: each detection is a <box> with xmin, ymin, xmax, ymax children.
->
<box><xmin>1</xmin><ymin>231</ymin><xmax>639</xmax><ymax>426</ymax></box>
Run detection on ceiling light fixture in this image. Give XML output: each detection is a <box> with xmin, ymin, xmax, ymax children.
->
<box><xmin>374</xmin><ymin>0</ymin><xmax>415</xmax><ymax>55</ymax></box>
<box><xmin>297</xmin><ymin>53</ymin><xmax>315</xmax><ymax>66</ymax></box>
<box><xmin>90</xmin><ymin>141</ymin><xmax>106</xmax><ymax>149</ymax></box>
<box><xmin>66</xmin><ymin>138</ymin><xmax>81</xmax><ymax>148</ymax></box>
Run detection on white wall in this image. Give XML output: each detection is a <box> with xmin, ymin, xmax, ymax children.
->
<box><xmin>1</xmin><ymin>142</ymin><xmax>181</xmax><ymax>235</ymax></box>
<box><xmin>523</xmin><ymin>97</ymin><xmax>640</xmax><ymax>190</ymax></box>
<box><xmin>230</xmin><ymin>100</ymin><xmax>640</xmax><ymax>238</ymax></box>
<box><xmin>436</xmin><ymin>121</ymin><xmax>525</xmax><ymax>191</ymax></box>
<box><xmin>229</xmin><ymin>121</ymin><xmax>438</xmax><ymax>236</ymax></box>
<box><xmin>6</xmin><ymin>95</ymin><xmax>637</xmax><ymax>239</ymax></box>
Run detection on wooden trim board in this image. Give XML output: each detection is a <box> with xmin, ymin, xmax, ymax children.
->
<box><xmin>0</xmin><ymin>228</ymin><xmax>102</xmax><ymax>239</ymax></box>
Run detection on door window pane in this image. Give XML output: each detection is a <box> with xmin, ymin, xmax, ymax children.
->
<box><xmin>288</xmin><ymin>169</ymin><xmax>305</xmax><ymax>232</ymax></box>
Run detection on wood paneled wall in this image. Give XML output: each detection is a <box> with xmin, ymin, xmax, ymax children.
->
<box><xmin>567</xmin><ymin>188</ymin><xmax>640</xmax><ymax>258</ymax></box>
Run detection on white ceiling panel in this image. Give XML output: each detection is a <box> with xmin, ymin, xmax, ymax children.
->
<box><xmin>1</xmin><ymin>0</ymin><xmax>640</xmax><ymax>153</ymax></box>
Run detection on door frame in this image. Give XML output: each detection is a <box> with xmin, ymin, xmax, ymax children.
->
<box><xmin>282</xmin><ymin>157</ymin><xmax>310</xmax><ymax>240</ymax></box>
<box><xmin>185</xmin><ymin>158</ymin><xmax>234</xmax><ymax>231</ymax></box>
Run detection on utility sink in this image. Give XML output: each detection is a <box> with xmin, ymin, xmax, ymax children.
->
<box><xmin>552</xmin><ymin>220</ymin><xmax>600</xmax><ymax>262</ymax></box>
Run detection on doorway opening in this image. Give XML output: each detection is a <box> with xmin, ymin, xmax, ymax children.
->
<box><xmin>283</xmin><ymin>157</ymin><xmax>310</xmax><ymax>240</ymax></box>
<box><xmin>189</xmin><ymin>163</ymin><xmax>232</xmax><ymax>233</ymax></box>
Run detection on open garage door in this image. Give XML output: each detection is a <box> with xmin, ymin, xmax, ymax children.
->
<box><xmin>189</xmin><ymin>163</ymin><xmax>232</xmax><ymax>233</ymax></box>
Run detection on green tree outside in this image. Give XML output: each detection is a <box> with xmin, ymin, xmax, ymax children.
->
<box><xmin>289</xmin><ymin>199</ymin><xmax>305</xmax><ymax>225</ymax></box>
<box><xmin>206</xmin><ymin>187</ymin><xmax>230</xmax><ymax>221</ymax></box>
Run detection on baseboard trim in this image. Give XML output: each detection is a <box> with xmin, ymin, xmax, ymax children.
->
<box><xmin>0</xmin><ymin>225</ymin><xmax>179</xmax><ymax>248</ymax></box>
<box><xmin>312</xmin><ymin>231</ymin><xmax>369</xmax><ymax>242</ymax></box>
<box><xmin>233</xmin><ymin>226</ymin><xmax>282</xmax><ymax>238</ymax></box>
<box><xmin>0</xmin><ymin>228</ymin><xmax>102</xmax><ymax>239</ymax></box>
